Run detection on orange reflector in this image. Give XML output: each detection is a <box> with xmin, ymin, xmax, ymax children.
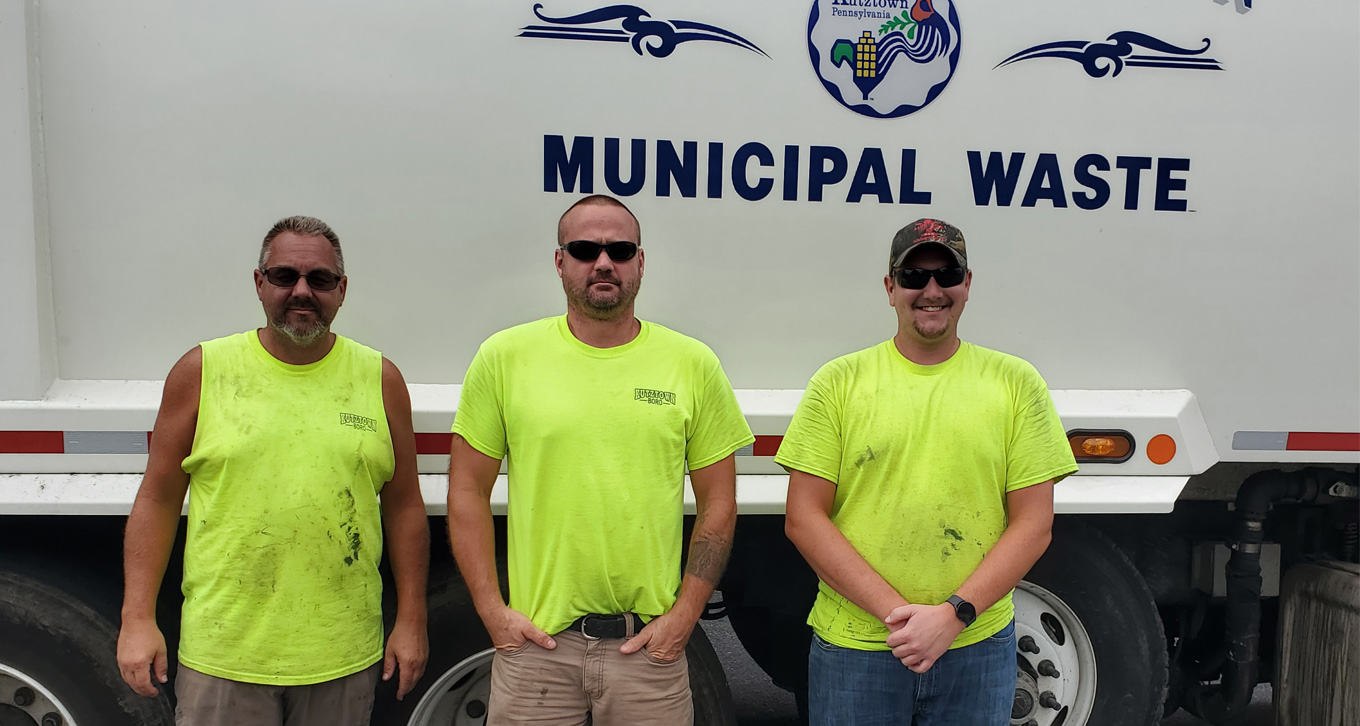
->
<box><xmin>1068</xmin><ymin>431</ymin><xmax>1133</xmax><ymax>462</ymax></box>
<box><xmin>1147</xmin><ymin>434</ymin><xmax>1177</xmax><ymax>465</ymax></box>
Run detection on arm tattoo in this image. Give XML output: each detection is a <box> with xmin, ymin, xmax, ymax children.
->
<box><xmin>685</xmin><ymin>535</ymin><xmax>732</xmax><ymax>586</ymax></box>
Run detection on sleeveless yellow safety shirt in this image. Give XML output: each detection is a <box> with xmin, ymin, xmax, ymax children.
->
<box><xmin>179</xmin><ymin>330</ymin><xmax>394</xmax><ymax>685</ymax></box>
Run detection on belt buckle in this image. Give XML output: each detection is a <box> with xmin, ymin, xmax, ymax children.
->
<box><xmin>581</xmin><ymin>614</ymin><xmax>626</xmax><ymax>640</ymax></box>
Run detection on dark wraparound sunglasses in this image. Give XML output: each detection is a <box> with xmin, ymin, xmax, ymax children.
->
<box><xmin>259</xmin><ymin>266</ymin><xmax>342</xmax><ymax>291</ymax></box>
<box><xmin>893</xmin><ymin>267</ymin><xmax>966</xmax><ymax>290</ymax></box>
<box><xmin>560</xmin><ymin>240</ymin><xmax>639</xmax><ymax>262</ymax></box>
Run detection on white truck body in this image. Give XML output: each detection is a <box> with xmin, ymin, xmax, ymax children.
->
<box><xmin>1</xmin><ymin>1</ymin><xmax>1356</xmax><ymax>725</ymax></box>
<box><xmin>3</xmin><ymin>0</ymin><xmax>1356</xmax><ymax>485</ymax></box>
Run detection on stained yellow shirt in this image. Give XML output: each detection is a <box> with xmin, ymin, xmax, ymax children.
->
<box><xmin>179</xmin><ymin>331</ymin><xmax>393</xmax><ymax>684</ymax></box>
<box><xmin>775</xmin><ymin>341</ymin><xmax>1077</xmax><ymax>650</ymax></box>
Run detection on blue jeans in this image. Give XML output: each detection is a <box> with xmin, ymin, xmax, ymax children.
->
<box><xmin>807</xmin><ymin>621</ymin><xmax>1016</xmax><ymax>726</ymax></box>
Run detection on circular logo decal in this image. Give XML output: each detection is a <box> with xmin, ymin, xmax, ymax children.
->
<box><xmin>807</xmin><ymin>0</ymin><xmax>962</xmax><ymax>118</ymax></box>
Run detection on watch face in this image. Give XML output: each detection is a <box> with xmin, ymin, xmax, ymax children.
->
<box><xmin>949</xmin><ymin>595</ymin><xmax>977</xmax><ymax>625</ymax></box>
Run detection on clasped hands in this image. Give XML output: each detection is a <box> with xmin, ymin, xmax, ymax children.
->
<box><xmin>883</xmin><ymin>602</ymin><xmax>967</xmax><ymax>674</ymax></box>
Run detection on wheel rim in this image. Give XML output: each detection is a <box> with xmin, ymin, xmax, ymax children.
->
<box><xmin>406</xmin><ymin>649</ymin><xmax>495</xmax><ymax>726</ymax></box>
<box><xmin>0</xmin><ymin>663</ymin><xmax>79</xmax><ymax>726</ymax></box>
<box><xmin>1011</xmin><ymin>580</ymin><xmax>1097</xmax><ymax>726</ymax></box>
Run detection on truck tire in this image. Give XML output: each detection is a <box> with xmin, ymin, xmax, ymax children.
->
<box><xmin>687</xmin><ymin>624</ymin><xmax>739</xmax><ymax>726</ymax></box>
<box><xmin>371</xmin><ymin>571</ymin><xmax>493</xmax><ymax>726</ymax></box>
<box><xmin>1014</xmin><ymin>521</ymin><xmax>1168</xmax><ymax>726</ymax></box>
<box><xmin>373</xmin><ymin>575</ymin><xmax>737</xmax><ymax>725</ymax></box>
<box><xmin>0</xmin><ymin>569</ymin><xmax>175</xmax><ymax>726</ymax></box>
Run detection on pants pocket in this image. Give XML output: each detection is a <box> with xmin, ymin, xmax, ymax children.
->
<box><xmin>984</xmin><ymin>620</ymin><xmax>1016</xmax><ymax>645</ymax></box>
<box><xmin>811</xmin><ymin>633</ymin><xmax>841</xmax><ymax>652</ymax></box>
<box><xmin>496</xmin><ymin>639</ymin><xmax>534</xmax><ymax>656</ymax></box>
<box><xmin>641</xmin><ymin>647</ymin><xmax>685</xmax><ymax>666</ymax></box>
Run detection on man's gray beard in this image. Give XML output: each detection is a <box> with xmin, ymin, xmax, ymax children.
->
<box><xmin>271</xmin><ymin>313</ymin><xmax>330</xmax><ymax>346</ymax></box>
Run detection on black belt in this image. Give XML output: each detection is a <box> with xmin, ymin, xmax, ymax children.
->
<box><xmin>565</xmin><ymin>613</ymin><xmax>644</xmax><ymax>640</ymax></box>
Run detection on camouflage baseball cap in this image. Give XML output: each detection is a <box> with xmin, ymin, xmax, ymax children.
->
<box><xmin>889</xmin><ymin>218</ymin><xmax>967</xmax><ymax>271</ymax></box>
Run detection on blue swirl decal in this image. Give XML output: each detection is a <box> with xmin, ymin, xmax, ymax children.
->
<box><xmin>995</xmin><ymin>31</ymin><xmax>1223</xmax><ymax>77</ymax></box>
<box><xmin>519</xmin><ymin>4</ymin><xmax>767</xmax><ymax>58</ymax></box>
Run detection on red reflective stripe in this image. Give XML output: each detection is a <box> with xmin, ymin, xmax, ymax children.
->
<box><xmin>413</xmin><ymin>433</ymin><xmax>784</xmax><ymax>457</ymax></box>
<box><xmin>15</xmin><ymin>429</ymin><xmax>1349</xmax><ymax>456</ymax></box>
<box><xmin>0</xmin><ymin>431</ymin><xmax>65</xmax><ymax>454</ymax></box>
<box><xmin>415</xmin><ymin>432</ymin><xmax>454</xmax><ymax>456</ymax></box>
<box><xmin>753</xmin><ymin>435</ymin><xmax>783</xmax><ymax>457</ymax></box>
<box><xmin>1286</xmin><ymin>432</ymin><xmax>1360</xmax><ymax>452</ymax></box>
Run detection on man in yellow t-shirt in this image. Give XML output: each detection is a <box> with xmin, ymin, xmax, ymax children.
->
<box><xmin>779</xmin><ymin>218</ymin><xmax>1078</xmax><ymax>726</ymax></box>
<box><xmin>448</xmin><ymin>195</ymin><xmax>753</xmax><ymax>726</ymax></box>
<box><xmin>116</xmin><ymin>216</ymin><xmax>430</xmax><ymax>725</ymax></box>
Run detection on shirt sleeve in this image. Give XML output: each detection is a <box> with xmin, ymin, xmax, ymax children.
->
<box><xmin>685</xmin><ymin>355</ymin><xmax>755</xmax><ymax>471</ymax></box>
<box><xmin>1004</xmin><ymin>363</ymin><xmax>1078</xmax><ymax>491</ymax></box>
<box><xmin>451</xmin><ymin>341</ymin><xmax>507</xmax><ymax>461</ymax></box>
<box><xmin>773</xmin><ymin>363</ymin><xmax>844</xmax><ymax>485</ymax></box>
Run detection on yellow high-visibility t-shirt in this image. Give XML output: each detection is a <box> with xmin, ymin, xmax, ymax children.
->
<box><xmin>452</xmin><ymin>316</ymin><xmax>754</xmax><ymax>635</ymax></box>
<box><xmin>774</xmin><ymin>341</ymin><xmax>1077</xmax><ymax>650</ymax></box>
<box><xmin>179</xmin><ymin>330</ymin><xmax>393</xmax><ymax>684</ymax></box>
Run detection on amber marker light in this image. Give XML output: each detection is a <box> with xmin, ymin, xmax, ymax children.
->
<box><xmin>1082</xmin><ymin>437</ymin><xmax>1118</xmax><ymax>456</ymax></box>
<box><xmin>1067</xmin><ymin>430</ymin><xmax>1135</xmax><ymax>463</ymax></box>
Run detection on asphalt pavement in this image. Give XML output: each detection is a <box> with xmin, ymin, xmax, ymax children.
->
<box><xmin>701</xmin><ymin>618</ymin><xmax>1273</xmax><ymax>726</ymax></box>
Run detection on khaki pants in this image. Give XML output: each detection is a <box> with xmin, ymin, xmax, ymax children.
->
<box><xmin>174</xmin><ymin>663</ymin><xmax>381</xmax><ymax>726</ymax></box>
<box><xmin>488</xmin><ymin>629</ymin><xmax>692</xmax><ymax>726</ymax></box>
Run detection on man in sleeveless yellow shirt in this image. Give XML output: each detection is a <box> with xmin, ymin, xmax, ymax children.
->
<box><xmin>448</xmin><ymin>195</ymin><xmax>753</xmax><ymax>725</ymax></box>
<box><xmin>116</xmin><ymin>216</ymin><xmax>430</xmax><ymax>725</ymax></box>
<box><xmin>780</xmin><ymin>219</ymin><xmax>1078</xmax><ymax>725</ymax></box>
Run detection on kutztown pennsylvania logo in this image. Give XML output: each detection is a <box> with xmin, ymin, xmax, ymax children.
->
<box><xmin>808</xmin><ymin>0</ymin><xmax>963</xmax><ymax>118</ymax></box>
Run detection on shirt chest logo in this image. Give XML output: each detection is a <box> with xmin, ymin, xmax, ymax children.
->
<box><xmin>339</xmin><ymin>412</ymin><xmax>379</xmax><ymax>432</ymax></box>
<box><xmin>634</xmin><ymin>388</ymin><xmax>677</xmax><ymax>406</ymax></box>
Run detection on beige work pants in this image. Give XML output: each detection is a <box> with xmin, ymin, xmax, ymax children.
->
<box><xmin>173</xmin><ymin>662</ymin><xmax>380</xmax><ymax>726</ymax></box>
<box><xmin>488</xmin><ymin>628</ymin><xmax>693</xmax><ymax>726</ymax></box>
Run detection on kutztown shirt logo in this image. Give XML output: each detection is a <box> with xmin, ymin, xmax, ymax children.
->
<box><xmin>634</xmin><ymin>388</ymin><xmax>677</xmax><ymax>406</ymax></box>
<box><xmin>340</xmin><ymin>413</ymin><xmax>379</xmax><ymax>432</ymax></box>
<box><xmin>807</xmin><ymin>0</ymin><xmax>962</xmax><ymax>118</ymax></box>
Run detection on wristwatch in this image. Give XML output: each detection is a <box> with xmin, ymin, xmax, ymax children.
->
<box><xmin>946</xmin><ymin>594</ymin><xmax>977</xmax><ymax>627</ymax></box>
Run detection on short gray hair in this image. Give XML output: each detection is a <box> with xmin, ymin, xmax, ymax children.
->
<box><xmin>259</xmin><ymin>216</ymin><xmax>344</xmax><ymax>275</ymax></box>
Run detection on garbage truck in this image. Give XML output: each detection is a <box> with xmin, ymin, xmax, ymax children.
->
<box><xmin>1</xmin><ymin>1</ymin><xmax>1356</xmax><ymax>724</ymax></box>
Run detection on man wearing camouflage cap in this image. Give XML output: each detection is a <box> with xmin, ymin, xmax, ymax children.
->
<box><xmin>779</xmin><ymin>219</ymin><xmax>1077</xmax><ymax>724</ymax></box>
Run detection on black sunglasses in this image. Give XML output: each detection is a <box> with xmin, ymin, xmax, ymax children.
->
<box><xmin>259</xmin><ymin>266</ymin><xmax>342</xmax><ymax>291</ymax></box>
<box><xmin>893</xmin><ymin>267</ymin><xmax>966</xmax><ymax>290</ymax></box>
<box><xmin>560</xmin><ymin>240</ymin><xmax>639</xmax><ymax>262</ymax></box>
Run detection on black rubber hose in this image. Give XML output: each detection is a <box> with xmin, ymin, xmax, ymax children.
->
<box><xmin>1188</xmin><ymin>469</ymin><xmax>1319</xmax><ymax>724</ymax></box>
